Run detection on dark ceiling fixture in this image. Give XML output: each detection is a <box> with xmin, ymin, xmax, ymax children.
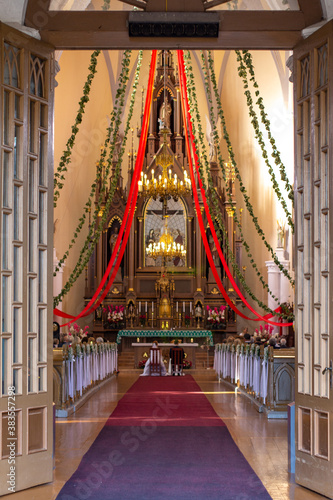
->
<box><xmin>128</xmin><ymin>12</ymin><xmax>219</xmax><ymax>38</ymax></box>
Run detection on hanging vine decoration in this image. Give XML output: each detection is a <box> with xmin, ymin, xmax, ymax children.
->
<box><xmin>235</xmin><ymin>50</ymin><xmax>294</xmax><ymax>232</ymax></box>
<box><xmin>204</xmin><ymin>50</ymin><xmax>294</xmax><ymax>286</ymax></box>
<box><xmin>184</xmin><ymin>51</ymin><xmax>293</xmax><ymax>320</ymax></box>
<box><xmin>102</xmin><ymin>0</ymin><xmax>111</xmax><ymax>10</ymax></box>
<box><xmin>54</xmin><ymin>50</ymin><xmax>143</xmax><ymax>307</ymax></box>
<box><xmin>54</xmin><ymin>49</ymin><xmax>133</xmax><ymax>276</ymax></box>
<box><xmin>241</xmin><ymin>49</ymin><xmax>294</xmax><ymax>204</ymax></box>
<box><xmin>54</xmin><ymin>50</ymin><xmax>101</xmax><ymax>207</ymax></box>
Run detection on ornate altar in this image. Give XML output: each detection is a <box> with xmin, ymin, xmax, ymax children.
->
<box><xmin>84</xmin><ymin>50</ymin><xmax>238</xmax><ymax>338</ymax></box>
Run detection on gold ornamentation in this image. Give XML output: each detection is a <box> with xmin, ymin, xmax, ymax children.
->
<box><xmin>138</xmin><ymin>129</ymin><xmax>191</xmax><ymax>203</ymax></box>
<box><xmin>111</xmin><ymin>286</ymin><xmax>120</xmax><ymax>295</ymax></box>
<box><xmin>211</xmin><ymin>287</ymin><xmax>219</xmax><ymax>295</ymax></box>
<box><xmin>226</xmin><ymin>206</ymin><xmax>235</xmax><ymax>218</ymax></box>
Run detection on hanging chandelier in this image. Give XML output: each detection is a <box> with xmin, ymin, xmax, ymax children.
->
<box><xmin>145</xmin><ymin>219</ymin><xmax>186</xmax><ymax>261</ymax></box>
<box><xmin>138</xmin><ymin>129</ymin><xmax>191</xmax><ymax>202</ymax></box>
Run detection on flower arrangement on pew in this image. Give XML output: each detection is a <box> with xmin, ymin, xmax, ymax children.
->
<box><xmin>206</xmin><ymin>305</ymin><xmax>227</xmax><ymax>329</ymax></box>
<box><xmin>68</xmin><ymin>324</ymin><xmax>89</xmax><ymax>344</ymax></box>
<box><xmin>252</xmin><ymin>324</ymin><xmax>289</xmax><ymax>349</ymax></box>
<box><xmin>103</xmin><ymin>305</ymin><xmax>125</xmax><ymax>329</ymax></box>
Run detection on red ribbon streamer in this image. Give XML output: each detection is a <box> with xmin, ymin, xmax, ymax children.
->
<box><xmin>177</xmin><ymin>51</ymin><xmax>292</xmax><ymax>327</ymax></box>
<box><xmin>56</xmin><ymin>51</ymin><xmax>157</xmax><ymax>326</ymax></box>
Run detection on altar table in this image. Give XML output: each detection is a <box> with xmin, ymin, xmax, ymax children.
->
<box><xmin>116</xmin><ymin>329</ymin><xmax>213</xmax><ymax>345</ymax></box>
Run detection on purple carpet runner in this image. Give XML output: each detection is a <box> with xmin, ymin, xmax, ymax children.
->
<box><xmin>57</xmin><ymin>375</ymin><xmax>271</xmax><ymax>500</ymax></box>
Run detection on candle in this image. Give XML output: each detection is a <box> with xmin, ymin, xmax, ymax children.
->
<box><xmin>190</xmin><ymin>302</ymin><xmax>192</xmax><ymax>313</ymax></box>
<box><xmin>183</xmin><ymin>302</ymin><xmax>185</xmax><ymax>313</ymax></box>
<box><xmin>176</xmin><ymin>302</ymin><xmax>178</xmax><ymax>312</ymax></box>
<box><xmin>145</xmin><ymin>301</ymin><xmax>147</xmax><ymax>312</ymax></box>
<box><xmin>152</xmin><ymin>301</ymin><xmax>154</xmax><ymax>312</ymax></box>
<box><xmin>139</xmin><ymin>302</ymin><xmax>141</xmax><ymax>312</ymax></box>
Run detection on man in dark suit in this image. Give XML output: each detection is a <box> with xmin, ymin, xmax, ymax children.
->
<box><xmin>169</xmin><ymin>340</ymin><xmax>184</xmax><ymax>376</ymax></box>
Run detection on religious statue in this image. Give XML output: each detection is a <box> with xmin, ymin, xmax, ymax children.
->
<box><xmin>208</xmin><ymin>131</ymin><xmax>217</xmax><ymax>163</ymax></box>
<box><xmin>277</xmin><ymin>220</ymin><xmax>285</xmax><ymax>248</ymax></box>
<box><xmin>195</xmin><ymin>302</ymin><xmax>203</xmax><ymax>328</ymax></box>
<box><xmin>159</xmin><ymin>100</ymin><xmax>172</xmax><ymax>130</ymax></box>
<box><xmin>109</xmin><ymin>226</ymin><xmax>119</xmax><ymax>255</ymax></box>
<box><xmin>127</xmin><ymin>302</ymin><xmax>135</xmax><ymax>328</ymax></box>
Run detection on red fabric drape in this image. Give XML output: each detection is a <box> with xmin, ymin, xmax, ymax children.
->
<box><xmin>56</xmin><ymin>51</ymin><xmax>157</xmax><ymax>326</ymax></box>
<box><xmin>177</xmin><ymin>50</ymin><xmax>292</xmax><ymax>327</ymax></box>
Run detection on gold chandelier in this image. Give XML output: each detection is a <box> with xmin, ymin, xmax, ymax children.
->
<box><xmin>138</xmin><ymin>129</ymin><xmax>191</xmax><ymax>202</ymax></box>
<box><xmin>146</xmin><ymin>219</ymin><xmax>186</xmax><ymax>261</ymax></box>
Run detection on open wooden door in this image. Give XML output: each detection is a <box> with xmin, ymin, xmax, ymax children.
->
<box><xmin>294</xmin><ymin>20</ymin><xmax>333</xmax><ymax>498</ymax></box>
<box><xmin>0</xmin><ymin>23</ymin><xmax>54</xmax><ymax>494</ymax></box>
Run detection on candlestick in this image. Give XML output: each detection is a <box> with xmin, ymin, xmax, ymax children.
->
<box><xmin>183</xmin><ymin>301</ymin><xmax>185</xmax><ymax>313</ymax></box>
<box><xmin>139</xmin><ymin>301</ymin><xmax>141</xmax><ymax>313</ymax></box>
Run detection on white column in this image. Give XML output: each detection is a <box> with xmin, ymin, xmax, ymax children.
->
<box><xmin>265</xmin><ymin>249</ymin><xmax>291</xmax><ymax>335</ymax></box>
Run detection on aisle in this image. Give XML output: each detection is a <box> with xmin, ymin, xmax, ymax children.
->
<box><xmin>56</xmin><ymin>375</ymin><xmax>270</xmax><ymax>500</ymax></box>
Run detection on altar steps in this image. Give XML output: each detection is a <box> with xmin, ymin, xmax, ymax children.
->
<box><xmin>195</xmin><ymin>351</ymin><xmax>214</xmax><ymax>369</ymax></box>
<box><xmin>118</xmin><ymin>352</ymin><xmax>135</xmax><ymax>370</ymax></box>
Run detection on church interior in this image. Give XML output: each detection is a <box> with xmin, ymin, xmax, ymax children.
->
<box><xmin>0</xmin><ymin>0</ymin><xmax>333</xmax><ymax>499</ymax></box>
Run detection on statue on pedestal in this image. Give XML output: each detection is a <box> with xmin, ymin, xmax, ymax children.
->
<box><xmin>277</xmin><ymin>219</ymin><xmax>285</xmax><ymax>248</ymax></box>
<box><xmin>195</xmin><ymin>301</ymin><xmax>203</xmax><ymax>328</ymax></box>
<box><xmin>159</xmin><ymin>100</ymin><xmax>172</xmax><ymax>130</ymax></box>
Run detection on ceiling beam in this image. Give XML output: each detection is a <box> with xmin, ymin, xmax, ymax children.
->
<box><xmin>298</xmin><ymin>0</ymin><xmax>323</xmax><ymax>27</ymax></box>
<box><xmin>23</xmin><ymin>2</ymin><xmax>322</xmax><ymax>50</ymax></box>
<box><xmin>35</xmin><ymin>29</ymin><xmax>302</xmax><ymax>50</ymax></box>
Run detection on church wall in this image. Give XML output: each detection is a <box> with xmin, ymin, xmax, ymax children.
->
<box><xmin>217</xmin><ymin>50</ymin><xmax>294</xmax><ymax>331</ymax></box>
<box><xmin>54</xmin><ymin>50</ymin><xmax>113</xmax><ymax>325</ymax></box>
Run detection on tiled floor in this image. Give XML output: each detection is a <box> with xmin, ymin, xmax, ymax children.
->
<box><xmin>6</xmin><ymin>372</ymin><xmax>328</xmax><ymax>500</ymax></box>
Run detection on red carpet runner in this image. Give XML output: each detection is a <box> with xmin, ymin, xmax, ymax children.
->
<box><xmin>57</xmin><ymin>376</ymin><xmax>271</xmax><ymax>500</ymax></box>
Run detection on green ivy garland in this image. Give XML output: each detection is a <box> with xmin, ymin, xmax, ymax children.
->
<box><xmin>235</xmin><ymin>50</ymin><xmax>294</xmax><ymax>231</ymax></box>
<box><xmin>241</xmin><ymin>50</ymin><xmax>294</xmax><ymax>204</ymax></box>
<box><xmin>54</xmin><ymin>50</ymin><xmax>101</xmax><ymax>207</ymax></box>
<box><xmin>205</xmin><ymin>50</ymin><xmax>294</xmax><ymax>286</ymax></box>
<box><xmin>184</xmin><ymin>51</ymin><xmax>293</xmax><ymax>320</ymax></box>
<box><xmin>54</xmin><ymin>50</ymin><xmax>143</xmax><ymax>307</ymax></box>
<box><xmin>102</xmin><ymin>0</ymin><xmax>111</xmax><ymax>10</ymax></box>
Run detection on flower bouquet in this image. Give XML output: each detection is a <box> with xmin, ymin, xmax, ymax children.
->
<box><xmin>103</xmin><ymin>305</ymin><xmax>125</xmax><ymax>329</ymax></box>
<box><xmin>183</xmin><ymin>360</ymin><xmax>192</xmax><ymax>370</ymax></box>
<box><xmin>206</xmin><ymin>305</ymin><xmax>227</xmax><ymax>329</ymax></box>
<box><xmin>138</xmin><ymin>359</ymin><xmax>147</xmax><ymax>369</ymax></box>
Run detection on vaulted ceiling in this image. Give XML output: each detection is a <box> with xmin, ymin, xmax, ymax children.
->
<box><xmin>24</xmin><ymin>0</ymin><xmax>324</xmax><ymax>50</ymax></box>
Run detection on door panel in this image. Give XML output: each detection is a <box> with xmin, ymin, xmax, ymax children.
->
<box><xmin>0</xmin><ymin>22</ymin><xmax>54</xmax><ymax>495</ymax></box>
<box><xmin>294</xmin><ymin>20</ymin><xmax>333</xmax><ymax>498</ymax></box>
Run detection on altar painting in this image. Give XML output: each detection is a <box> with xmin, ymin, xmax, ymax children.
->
<box><xmin>144</xmin><ymin>197</ymin><xmax>186</xmax><ymax>268</ymax></box>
